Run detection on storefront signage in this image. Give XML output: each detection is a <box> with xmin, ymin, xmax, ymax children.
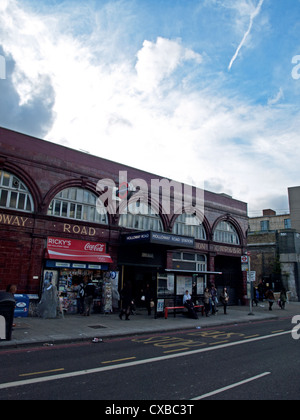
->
<box><xmin>123</xmin><ymin>231</ymin><xmax>194</xmax><ymax>248</ymax></box>
<box><xmin>46</xmin><ymin>237</ymin><xmax>113</xmax><ymax>263</ymax></box>
<box><xmin>0</xmin><ymin>212</ymin><xmax>31</xmax><ymax>228</ymax></box>
<box><xmin>45</xmin><ymin>260</ymin><xmax>108</xmax><ymax>270</ymax></box>
<box><xmin>63</xmin><ymin>223</ymin><xmax>96</xmax><ymax>236</ymax></box>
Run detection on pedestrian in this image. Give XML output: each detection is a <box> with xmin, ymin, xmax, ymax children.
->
<box><xmin>203</xmin><ymin>287</ymin><xmax>211</xmax><ymax>317</ymax></box>
<box><xmin>252</xmin><ymin>287</ymin><xmax>259</xmax><ymax>307</ymax></box>
<box><xmin>257</xmin><ymin>280</ymin><xmax>264</xmax><ymax>301</ymax></box>
<box><xmin>84</xmin><ymin>277</ymin><xmax>96</xmax><ymax>316</ymax></box>
<box><xmin>265</xmin><ymin>288</ymin><xmax>275</xmax><ymax>311</ymax></box>
<box><xmin>144</xmin><ymin>283</ymin><xmax>154</xmax><ymax>316</ymax></box>
<box><xmin>210</xmin><ymin>284</ymin><xmax>218</xmax><ymax>315</ymax></box>
<box><xmin>77</xmin><ymin>280</ymin><xmax>85</xmax><ymax>315</ymax></box>
<box><xmin>119</xmin><ymin>282</ymin><xmax>132</xmax><ymax>320</ymax></box>
<box><xmin>220</xmin><ymin>287</ymin><xmax>229</xmax><ymax>314</ymax></box>
<box><xmin>279</xmin><ymin>288</ymin><xmax>287</xmax><ymax>310</ymax></box>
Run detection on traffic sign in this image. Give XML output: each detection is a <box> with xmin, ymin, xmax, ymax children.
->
<box><xmin>247</xmin><ymin>271</ymin><xmax>256</xmax><ymax>282</ymax></box>
<box><xmin>241</xmin><ymin>255</ymin><xmax>248</xmax><ymax>263</ymax></box>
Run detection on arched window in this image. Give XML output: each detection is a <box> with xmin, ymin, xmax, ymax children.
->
<box><xmin>119</xmin><ymin>202</ymin><xmax>163</xmax><ymax>231</ymax></box>
<box><xmin>172</xmin><ymin>213</ymin><xmax>206</xmax><ymax>239</ymax></box>
<box><xmin>213</xmin><ymin>220</ymin><xmax>240</xmax><ymax>245</ymax></box>
<box><xmin>0</xmin><ymin>170</ymin><xmax>34</xmax><ymax>212</ymax></box>
<box><xmin>47</xmin><ymin>187</ymin><xmax>108</xmax><ymax>224</ymax></box>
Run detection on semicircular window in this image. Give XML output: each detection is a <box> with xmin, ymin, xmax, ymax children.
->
<box><xmin>47</xmin><ymin>187</ymin><xmax>108</xmax><ymax>224</ymax></box>
<box><xmin>213</xmin><ymin>220</ymin><xmax>240</xmax><ymax>245</ymax></box>
<box><xmin>172</xmin><ymin>213</ymin><xmax>206</xmax><ymax>239</ymax></box>
<box><xmin>119</xmin><ymin>201</ymin><xmax>163</xmax><ymax>231</ymax></box>
<box><xmin>0</xmin><ymin>170</ymin><xmax>34</xmax><ymax>212</ymax></box>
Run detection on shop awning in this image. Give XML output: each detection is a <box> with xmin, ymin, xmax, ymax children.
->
<box><xmin>46</xmin><ymin>237</ymin><xmax>113</xmax><ymax>264</ymax></box>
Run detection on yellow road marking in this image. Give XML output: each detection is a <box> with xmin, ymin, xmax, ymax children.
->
<box><xmin>19</xmin><ymin>368</ymin><xmax>65</xmax><ymax>377</ymax></box>
<box><xmin>164</xmin><ymin>348</ymin><xmax>190</xmax><ymax>354</ymax></box>
<box><xmin>101</xmin><ymin>357</ymin><xmax>136</xmax><ymax>364</ymax></box>
<box><xmin>244</xmin><ymin>334</ymin><xmax>260</xmax><ymax>339</ymax></box>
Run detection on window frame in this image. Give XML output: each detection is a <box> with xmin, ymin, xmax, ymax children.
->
<box><xmin>47</xmin><ymin>187</ymin><xmax>108</xmax><ymax>225</ymax></box>
<box><xmin>0</xmin><ymin>171</ymin><xmax>34</xmax><ymax>213</ymax></box>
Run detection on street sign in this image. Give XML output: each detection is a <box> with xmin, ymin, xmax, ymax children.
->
<box><xmin>241</xmin><ymin>263</ymin><xmax>249</xmax><ymax>272</ymax></box>
<box><xmin>247</xmin><ymin>271</ymin><xmax>256</xmax><ymax>282</ymax></box>
<box><xmin>241</xmin><ymin>255</ymin><xmax>248</xmax><ymax>263</ymax></box>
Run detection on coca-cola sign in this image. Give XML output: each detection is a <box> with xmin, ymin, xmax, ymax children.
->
<box><xmin>46</xmin><ymin>237</ymin><xmax>112</xmax><ymax>263</ymax></box>
<box><xmin>84</xmin><ymin>243</ymin><xmax>105</xmax><ymax>253</ymax></box>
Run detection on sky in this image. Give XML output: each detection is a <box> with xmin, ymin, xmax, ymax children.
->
<box><xmin>0</xmin><ymin>0</ymin><xmax>300</xmax><ymax>216</ymax></box>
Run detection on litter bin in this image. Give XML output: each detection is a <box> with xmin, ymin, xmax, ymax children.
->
<box><xmin>14</xmin><ymin>294</ymin><xmax>29</xmax><ymax>318</ymax></box>
<box><xmin>0</xmin><ymin>292</ymin><xmax>16</xmax><ymax>341</ymax></box>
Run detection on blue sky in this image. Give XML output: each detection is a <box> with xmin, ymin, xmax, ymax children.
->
<box><xmin>0</xmin><ymin>0</ymin><xmax>300</xmax><ymax>215</ymax></box>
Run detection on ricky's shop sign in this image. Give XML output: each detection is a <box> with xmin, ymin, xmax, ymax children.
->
<box><xmin>0</xmin><ymin>212</ymin><xmax>97</xmax><ymax>237</ymax></box>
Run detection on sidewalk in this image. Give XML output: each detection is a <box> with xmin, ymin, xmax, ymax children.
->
<box><xmin>1</xmin><ymin>302</ymin><xmax>300</xmax><ymax>349</ymax></box>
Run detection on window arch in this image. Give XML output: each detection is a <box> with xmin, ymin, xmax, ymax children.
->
<box><xmin>172</xmin><ymin>213</ymin><xmax>206</xmax><ymax>239</ymax></box>
<box><xmin>213</xmin><ymin>220</ymin><xmax>240</xmax><ymax>245</ymax></box>
<box><xmin>0</xmin><ymin>170</ymin><xmax>34</xmax><ymax>212</ymax></box>
<box><xmin>47</xmin><ymin>187</ymin><xmax>108</xmax><ymax>224</ymax></box>
<box><xmin>119</xmin><ymin>201</ymin><xmax>163</xmax><ymax>231</ymax></box>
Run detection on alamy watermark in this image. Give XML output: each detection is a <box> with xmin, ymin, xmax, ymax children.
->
<box><xmin>0</xmin><ymin>55</ymin><xmax>6</xmax><ymax>80</ymax></box>
<box><xmin>291</xmin><ymin>315</ymin><xmax>300</xmax><ymax>340</ymax></box>
<box><xmin>292</xmin><ymin>55</ymin><xmax>300</xmax><ymax>80</ymax></box>
<box><xmin>96</xmin><ymin>171</ymin><xmax>204</xmax><ymax>221</ymax></box>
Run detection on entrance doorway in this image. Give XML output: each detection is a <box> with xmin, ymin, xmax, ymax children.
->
<box><xmin>122</xmin><ymin>266</ymin><xmax>157</xmax><ymax>308</ymax></box>
<box><xmin>214</xmin><ymin>256</ymin><xmax>244</xmax><ymax>304</ymax></box>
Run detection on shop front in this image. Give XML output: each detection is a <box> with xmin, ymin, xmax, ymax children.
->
<box><xmin>43</xmin><ymin>237</ymin><xmax>117</xmax><ymax>314</ymax></box>
<box><xmin>119</xmin><ymin>231</ymin><xmax>222</xmax><ymax>316</ymax></box>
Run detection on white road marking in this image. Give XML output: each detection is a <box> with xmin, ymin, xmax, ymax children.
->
<box><xmin>191</xmin><ymin>372</ymin><xmax>271</xmax><ymax>400</ymax></box>
<box><xmin>0</xmin><ymin>330</ymin><xmax>291</xmax><ymax>391</ymax></box>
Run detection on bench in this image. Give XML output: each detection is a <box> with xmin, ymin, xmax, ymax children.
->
<box><xmin>164</xmin><ymin>305</ymin><xmax>204</xmax><ymax>319</ymax></box>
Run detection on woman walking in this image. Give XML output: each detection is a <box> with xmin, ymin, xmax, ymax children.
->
<box><xmin>220</xmin><ymin>287</ymin><xmax>229</xmax><ymax>315</ymax></box>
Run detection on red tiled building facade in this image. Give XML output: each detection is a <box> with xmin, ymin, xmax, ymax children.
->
<box><xmin>0</xmin><ymin>127</ymin><xmax>249</xmax><ymax>311</ymax></box>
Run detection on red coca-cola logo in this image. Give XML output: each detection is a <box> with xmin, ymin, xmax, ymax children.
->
<box><xmin>84</xmin><ymin>243</ymin><xmax>105</xmax><ymax>253</ymax></box>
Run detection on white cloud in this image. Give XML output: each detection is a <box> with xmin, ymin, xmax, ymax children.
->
<box><xmin>135</xmin><ymin>37</ymin><xmax>202</xmax><ymax>93</ymax></box>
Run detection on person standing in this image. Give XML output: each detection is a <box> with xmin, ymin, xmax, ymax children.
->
<box><xmin>265</xmin><ymin>288</ymin><xmax>275</xmax><ymax>311</ymax></box>
<box><xmin>84</xmin><ymin>277</ymin><xmax>96</xmax><ymax>316</ymax></box>
<box><xmin>144</xmin><ymin>283</ymin><xmax>154</xmax><ymax>316</ymax></box>
<box><xmin>210</xmin><ymin>284</ymin><xmax>218</xmax><ymax>315</ymax></box>
<box><xmin>77</xmin><ymin>280</ymin><xmax>85</xmax><ymax>315</ymax></box>
<box><xmin>220</xmin><ymin>287</ymin><xmax>229</xmax><ymax>315</ymax></box>
<box><xmin>119</xmin><ymin>282</ymin><xmax>132</xmax><ymax>320</ymax></box>
<box><xmin>203</xmin><ymin>287</ymin><xmax>211</xmax><ymax>317</ymax></box>
<box><xmin>279</xmin><ymin>288</ymin><xmax>287</xmax><ymax>310</ymax></box>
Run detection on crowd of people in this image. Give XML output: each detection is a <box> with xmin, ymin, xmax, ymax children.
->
<box><xmin>183</xmin><ymin>285</ymin><xmax>230</xmax><ymax>319</ymax></box>
<box><xmin>252</xmin><ymin>281</ymin><xmax>288</xmax><ymax>311</ymax></box>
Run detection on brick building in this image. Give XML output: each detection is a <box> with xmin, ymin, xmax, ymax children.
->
<box><xmin>248</xmin><ymin>208</ymin><xmax>300</xmax><ymax>301</ymax></box>
<box><xmin>0</xmin><ymin>127</ymin><xmax>249</xmax><ymax>313</ymax></box>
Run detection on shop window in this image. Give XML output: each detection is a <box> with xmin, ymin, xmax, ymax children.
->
<box><xmin>119</xmin><ymin>202</ymin><xmax>163</xmax><ymax>231</ymax></box>
<box><xmin>213</xmin><ymin>220</ymin><xmax>240</xmax><ymax>245</ymax></box>
<box><xmin>172</xmin><ymin>213</ymin><xmax>206</xmax><ymax>239</ymax></box>
<box><xmin>0</xmin><ymin>170</ymin><xmax>34</xmax><ymax>212</ymax></box>
<box><xmin>48</xmin><ymin>187</ymin><xmax>108</xmax><ymax>225</ymax></box>
<box><xmin>172</xmin><ymin>252</ymin><xmax>207</xmax><ymax>272</ymax></box>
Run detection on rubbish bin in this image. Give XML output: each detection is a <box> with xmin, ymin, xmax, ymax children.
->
<box><xmin>0</xmin><ymin>292</ymin><xmax>16</xmax><ymax>341</ymax></box>
<box><xmin>14</xmin><ymin>294</ymin><xmax>29</xmax><ymax>318</ymax></box>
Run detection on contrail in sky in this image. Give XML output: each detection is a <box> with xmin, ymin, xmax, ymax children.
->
<box><xmin>228</xmin><ymin>0</ymin><xmax>264</xmax><ymax>71</ymax></box>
